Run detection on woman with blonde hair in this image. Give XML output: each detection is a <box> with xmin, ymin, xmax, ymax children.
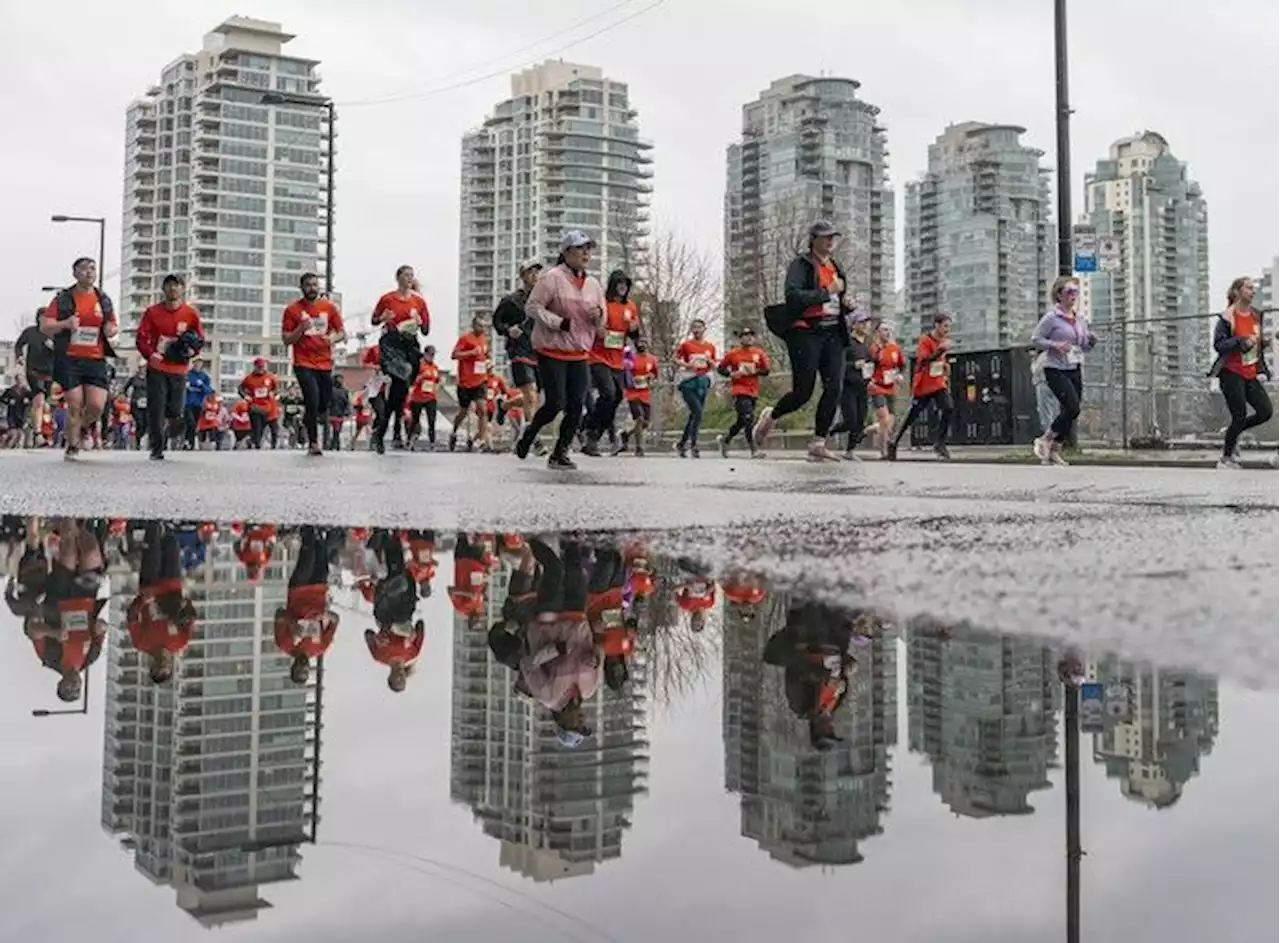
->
<box><xmin>1209</xmin><ymin>276</ymin><xmax>1272</xmax><ymax>468</ymax></box>
<box><xmin>1031</xmin><ymin>276</ymin><xmax>1096</xmax><ymax>466</ymax></box>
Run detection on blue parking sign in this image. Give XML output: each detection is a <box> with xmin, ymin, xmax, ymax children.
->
<box><xmin>1079</xmin><ymin>681</ymin><xmax>1105</xmax><ymax>733</ymax></box>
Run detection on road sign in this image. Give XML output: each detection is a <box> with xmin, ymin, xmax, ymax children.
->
<box><xmin>1079</xmin><ymin>681</ymin><xmax>1105</xmax><ymax>733</ymax></box>
<box><xmin>1098</xmin><ymin>237</ymin><xmax>1121</xmax><ymax>273</ymax></box>
<box><xmin>1073</xmin><ymin>224</ymin><xmax>1098</xmax><ymax>274</ymax></box>
<box><xmin>1105</xmin><ymin>683</ymin><xmax>1131</xmax><ymax>723</ymax></box>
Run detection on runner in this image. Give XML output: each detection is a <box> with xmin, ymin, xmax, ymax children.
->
<box><xmin>121</xmin><ymin>364</ymin><xmax>149</xmax><ymax>451</ymax></box>
<box><xmin>370</xmin><ymin>265</ymin><xmax>429</xmax><ymax>453</ymax></box>
<box><xmin>230</xmin><ymin>397</ymin><xmax>252</xmax><ymax>448</ymax></box>
<box><xmin>327</xmin><ymin>375</ymin><xmax>350</xmax><ymax>451</ymax></box>
<box><xmin>41</xmin><ymin>257</ymin><xmax>119</xmax><ymax>459</ymax></box>
<box><xmin>238</xmin><ymin>358</ymin><xmax>278</xmax><ymax>449</ymax></box>
<box><xmin>753</xmin><ymin>220</ymin><xmax>852</xmax><ymax>462</ymax></box>
<box><xmin>451</xmin><ymin>316</ymin><xmax>492</xmax><ymax>453</ymax></box>
<box><xmin>235</xmin><ymin>522</ymin><xmax>277</xmax><ymax>582</ymax></box>
<box><xmin>582</xmin><ymin>270</ymin><xmax>641</xmax><ymax>457</ymax></box>
<box><xmin>109</xmin><ymin>394</ymin><xmax>133</xmax><ymax>449</ymax></box>
<box><xmin>483</xmin><ymin>370</ymin><xmax>511</xmax><ymax>450</ymax></box>
<box><xmin>0</xmin><ymin>378</ymin><xmax>32</xmax><ymax>449</ymax></box>
<box><xmin>675</xmin><ymin>564</ymin><xmax>717</xmax><ymax>633</ymax></box>
<box><xmin>1210</xmin><ymin>276</ymin><xmax>1273</xmax><ymax>469</ymax></box>
<box><xmin>274</xmin><ymin>526</ymin><xmax>338</xmax><ymax>685</ymax></box>
<box><xmin>403</xmin><ymin>528</ymin><xmax>438</xmax><ymax>595</ymax></box>
<box><xmin>503</xmin><ymin>374</ymin><xmax>527</xmax><ymax>450</ymax></box>
<box><xmin>616</xmin><ymin>341</ymin><xmax>657</xmax><ymax>457</ymax></box>
<box><xmin>864</xmin><ymin>321</ymin><xmax>905</xmax><ymax>457</ymax></box>
<box><xmin>28</xmin><ymin>519</ymin><xmax>107</xmax><ymax>703</ymax></box>
<box><xmin>826</xmin><ymin>310</ymin><xmax>874</xmax><ymax>460</ymax></box>
<box><xmin>1030</xmin><ymin>279</ymin><xmax>1095</xmax><ymax>467</ymax></box>
<box><xmin>673</xmin><ymin>320</ymin><xmax>717</xmax><ymax>459</ymax></box>
<box><xmin>448</xmin><ymin>532</ymin><xmax>491</xmax><ymax>618</ymax></box>
<box><xmin>135</xmin><ymin>274</ymin><xmax>205</xmax><ymax>460</ymax></box>
<box><xmin>717</xmin><ymin>326</ymin><xmax>770</xmax><ymax>458</ymax></box>
<box><xmin>281</xmin><ymin>271</ymin><xmax>345</xmax><ymax>456</ymax></box>
<box><xmin>515</xmin><ymin>230</ymin><xmax>606</xmax><ymax>470</ymax></box>
<box><xmin>888</xmin><ymin>313</ymin><xmax>955</xmax><ymax>462</ymax></box>
<box><xmin>492</xmin><ymin>259</ymin><xmax>543</xmax><ymax>446</ymax></box>
<box><xmin>365</xmin><ymin>529</ymin><xmax>425</xmax><ymax>692</ymax></box>
<box><xmin>195</xmin><ymin>391</ymin><xmax>227</xmax><ymax>450</ymax></box>
<box><xmin>15</xmin><ymin>309</ymin><xmax>55</xmax><ymax>444</ymax></box>
<box><xmin>126</xmin><ymin>521</ymin><xmax>196</xmax><ymax>684</ymax></box>
<box><xmin>182</xmin><ymin>357</ymin><xmax>214</xmax><ymax>451</ymax></box>
<box><xmin>586</xmin><ymin>545</ymin><xmax>635</xmax><ymax>693</ymax></box>
<box><xmin>762</xmin><ymin>601</ymin><xmax>861</xmax><ymax>750</ymax></box>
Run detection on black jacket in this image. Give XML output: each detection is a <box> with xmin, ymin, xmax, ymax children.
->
<box><xmin>845</xmin><ymin>337</ymin><xmax>874</xmax><ymax>384</ymax></box>
<box><xmin>762</xmin><ymin>602</ymin><xmax>858</xmax><ymax>721</ymax></box>
<box><xmin>15</xmin><ymin>325</ymin><xmax>54</xmax><ymax>375</ymax></box>
<box><xmin>329</xmin><ymin>386</ymin><xmax>351</xmax><ymax>418</ymax></box>
<box><xmin>493</xmin><ymin>289</ymin><xmax>536</xmax><ymax>364</ymax></box>
<box><xmin>783</xmin><ymin>254</ymin><xmax>851</xmax><ymax>339</ymax></box>
<box><xmin>1208</xmin><ymin>308</ymin><xmax>1272</xmax><ymax>379</ymax></box>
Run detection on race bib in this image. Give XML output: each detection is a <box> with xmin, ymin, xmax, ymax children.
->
<box><xmin>254</xmin><ymin>387</ymin><xmax>267</xmax><ymax>399</ymax></box>
<box><xmin>633</xmin><ymin>375</ymin><xmax>649</xmax><ymax>389</ymax></box>
<box><xmin>249</xmin><ymin>540</ymin><xmax>264</xmax><ymax>553</ymax></box>
<box><xmin>469</xmin><ymin>569</ymin><xmax>485</xmax><ymax>587</ymax></box>
<box><xmin>822</xmin><ymin>295</ymin><xmax>840</xmax><ymax>316</ymax></box>
<box><xmin>137</xmin><ymin>397</ymin><xmax>147</xmax><ymax>409</ymax></box>
<box><xmin>688</xmin><ymin>582</ymin><xmax>711</xmax><ymax>599</ymax></box>
<box><xmin>605</xmin><ymin>330</ymin><xmax>626</xmax><ymax>349</ymax></box>
<box><xmin>691</xmin><ymin>354</ymin><xmax>709</xmax><ymax>370</ymax></box>
<box><xmin>477</xmin><ymin>361</ymin><xmax>490</xmax><ymax>375</ymax></box>
<box><xmin>1066</xmin><ymin>346</ymin><xmax>1083</xmax><ymax>366</ymax></box>
<box><xmin>420</xmin><ymin>381</ymin><xmax>436</xmax><ymax>394</ymax></box>
<box><xmin>883</xmin><ymin>369</ymin><xmax>900</xmax><ymax>384</ymax></box>
<box><xmin>73</xmin><ymin>327</ymin><xmax>99</xmax><ymax>347</ymax></box>
<box><xmin>416</xmin><ymin>548</ymin><xmax>433</xmax><ymax>563</ymax></box>
<box><xmin>306</xmin><ymin>315</ymin><xmax>328</xmax><ymax>336</ymax></box>
<box><xmin>739</xmin><ymin>362</ymin><xmax>756</xmax><ymax>376</ymax></box>
<box><xmin>859</xmin><ymin>361</ymin><xmax>874</xmax><ymax>380</ymax></box>
<box><xmin>297</xmin><ymin>618</ymin><xmax>324</xmax><ymax>641</ymax></box>
<box><xmin>62</xmin><ymin>609</ymin><xmax>90</xmax><ymax>632</ymax></box>
<box><xmin>1242</xmin><ymin>344</ymin><xmax>1259</xmax><ymax>367</ymax></box>
<box><xmin>929</xmin><ymin>360</ymin><xmax>946</xmax><ymax>377</ymax></box>
<box><xmin>389</xmin><ymin>620</ymin><xmax>416</xmax><ymax>638</ymax></box>
<box><xmin>602</xmin><ymin>608</ymin><xmax>624</xmax><ymax>628</ymax></box>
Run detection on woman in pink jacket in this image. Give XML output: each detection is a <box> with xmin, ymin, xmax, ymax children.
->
<box><xmin>515</xmin><ymin>230</ymin><xmax>606</xmax><ymax>469</ymax></box>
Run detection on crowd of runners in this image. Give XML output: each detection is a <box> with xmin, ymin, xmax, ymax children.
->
<box><xmin>6</xmin><ymin>225</ymin><xmax>1272</xmax><ymax>467</ymax></box>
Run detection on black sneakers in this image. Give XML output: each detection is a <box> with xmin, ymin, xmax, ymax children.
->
<box><xmin>547</xmin><ymin>452</ymin><xmax>577</xmax><ymax>470</ymax></box>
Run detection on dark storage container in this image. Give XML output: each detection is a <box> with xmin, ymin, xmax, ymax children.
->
<box><xmin>908</xmin><ymin>346</ymin><xmax>1039</xmax><ymax>447</ymax></box>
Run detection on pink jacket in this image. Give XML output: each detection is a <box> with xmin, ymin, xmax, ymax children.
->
<box><xmin>527</xmin><ymin>263</ymin><xmax>606</xmax><ymax>357</ymax></box>
<box><xmin>518</xmin><ymin>618</ymin><xmax>600</xmax><ymax>711</ymax></box>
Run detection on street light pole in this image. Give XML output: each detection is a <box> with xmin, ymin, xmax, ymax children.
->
<box><xmin>1053</xmin><ymin>0</ymin><xmax>1073</xmax><ymax>277</ymax></box>
<box><xmin>51</xmin><ymin>214</ymin><xmax>107</xmax><ymax>288</ymax></box>
<box><xmin>261</xmin><ymin>93</ymin><xmax>335</xmax><ymax>296</ymax></box>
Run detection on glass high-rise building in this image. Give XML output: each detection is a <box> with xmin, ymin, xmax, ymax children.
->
<box><xmin>457</xmin><ymin>61</ymin><xmax>652</xmax><ymax>364</ymax></box>
<box><xmin>101</xmin><ymin>527</ymin><xmax>317</xmax><ymax>927</ymax></box>
<box><xmin>904</xmin><ymin>122</ymin><xmax>1053</xmax><ymax>349</ymax></box>
<box><xmin>120</xmin><ymin>17</ymin><xmax>331</xmax><ymax>395</ymax></box>
<box><xmin>724</xmin><ymin>75</ymin><xmax>895</xmax><ymax>337</ymax></box>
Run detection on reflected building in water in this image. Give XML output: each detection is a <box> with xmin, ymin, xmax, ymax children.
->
<box><xmin>906</xmin><ymin>623</ymin><xmax>1059</xmax><ymax>816</ymax></box>
<box><xmin>450</xmin><ymin>554</ymin><xmax>650</xmax><ymax>882</ymax></box>
<box><xmin>723</xmin><ymin>595</ymin><xmax>896</xmax><ymax>866</ymax></box>
<box><xmin>101</xmin><ymin>526</ymin><xmax>318</xmax><ymax>926</ymax></box>
<box><xmin>1086</xmin><ymin>656</ymin><xmax>1219</xmax><ymax>808</ymax></box>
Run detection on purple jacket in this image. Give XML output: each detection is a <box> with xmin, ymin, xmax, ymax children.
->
<box><xmin>527</xmin><ymin>263</ymin><xmax>606</xmax><ymax>358</ymax></box>
<box><xmin>1031</xmin><ymin>306</ymin><xmax>1096</xmax><ymax>370</ymax></box>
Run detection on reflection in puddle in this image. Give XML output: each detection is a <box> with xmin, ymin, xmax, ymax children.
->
<box><xmin>1</xmin><ymin>515</ymin><xmax>1228</xmax><ymax>929</ymax></box>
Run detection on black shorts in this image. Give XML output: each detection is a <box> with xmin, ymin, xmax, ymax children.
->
<box><xmin>234</xmin><ymin>429</ymin><xmax>250</xmax><ymax>442</ymax></box>
<box><xmin>54</xmin><ymin>356</ymin><xmax>110</xmax><ymax>392</ymax></box>
<box><xmin>26</xmin><ymin>370</ymin><xmax>52</xmax><ymax>397</ymax></box>
<box><xmin>510</xmin><ymin>360</ymin><xmax>538</xmax><ymax>389</ymax></box>
<box><xmin>628</xmin><ymin>399</ymin><xmax>651</xmax><ymax>422</ymax></box>
<box><xmin>871</xmin><ymin>393</ymin><xmax>895</xmax><ymax>412</ymax></box>
<box><xmin>199</xmin><ymin>429</ymin><xmax>220</xmax><ymax>443</ymax></box>
<box><xmin>457</xmin><ymin>385</ymin><xmax>484</xmax><ymax>409</ymax></box>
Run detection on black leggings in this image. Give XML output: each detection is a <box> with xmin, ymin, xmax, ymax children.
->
<box><xmin>725</xmin><ymin>394</ymin><xmax>757</xmax><ymax>446</ymax></box>
<box><xmin>183</xmin><ymin>404</ymin><xmax>201</xmax><ymax>448</ymax></box>
<box><xmin>828</xmin><ymin>377</ymin><xmax>868</xmax><ymax>451</ymax></box>
<box><xmin>145</xmin><ymin>371</ymin><xmax>185</xmax><ymax>454</ymax></box>
<box><xmin>373</xmin><ymin>374</ymin><xmax>413</xmax><ymax>444</ymax></box>
<box><xmin>527</xmin><ymin>354</ymin><xmax>590</xmax><ymax>456</ymax></box>
<box><xmin>249</xmin><ymin>408</ymin><xmax>269</xmax><ymax>449</ymax></box>
<box><xmin>530</xmin><ymin>537</ymin><xmax>588</xmax><ymax>615</ymax></box>
<box><xmin>586</xmin><ymin>363</ymin><xmax>624</xmax><ymax>440</ymax></box>
<box><xmin>893</xmin><ymin>389</ymin><xmax>953</xmax><ymax>448</ymax></box>
<box><xmin>1043</xmin><ymin>366</ymin><xmax>1082</xmax><ymax>442</ymax></box>
<box><xmin>1220</xmin><ymin>371</ymin><xmax>1274</xmax><ymax>456</ymax></box>
<box><xmin>294</xmin><ymin>366</ymin><xmax>334</xmax><ymax>447</ymax></box>
<box><xmin>773</xmin><ymin>328</ymin><xmax>845</xmax><ymax>436</ymax></box>
<box><xmin>409</xmin><ymin>401</ymin><xmax>438</xmax><ymax>444</ymax></box>
<box><xmin>290</xmin><ymin>525</ymin><xmax>331</xmax><ymax>588</ymax></box>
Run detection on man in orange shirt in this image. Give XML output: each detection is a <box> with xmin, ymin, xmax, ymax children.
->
<box><xmin>406</xmin><ymin>345</ymin><xmax>440</xmax><ymax>450</ymax></box>
<box><xmin>127</xmin><ymin>521</ymin><xmax>197</xmax><ymax>684</ymax></box>
<box><xmin>888</xmin><ymin>313</ymin><xmax>954</xmax><ymax>461</ymax></box>
<box><xmin>451</xmin><ymin>316</ymin><xmax>491</xmax><ymax>452</ymax></box>
<box><xmin>717</xmin><ymin>326</ymin><xmax>771</xmax><ymax>458</ymax></box>
<box><xmin>275</xmin><ymin>526</ymin><xmax>338</xmax><ymax>684</ymax></box>
<box><xmin>40</xmin><ymin>257</ymin><xmax>119</xmax><ymax>459</ymax></box>
<box><xmin>134</xmin><ymin>273</ymin><xmax>204</xmax><ymax>460</ymax></box>
<box><xmin>619</xmin><ymin>340</ymin><xmax>658</xmax><ymax>457</ymax></box>
<box><xmin>582</xmin><ymin>270</ymin><xmax>640</xmax><ymax>457</ymax></box>
<box><xmin>239</xmin><ymin>358</ymin><xmax>278</xmax><ymax>449</ymax></box>
<box><xmin>282</xmin><ymin>271</ymin><xmax>345</xmax><ymax>456</ymax></box>
<box><xmin>230</xmin><ymin>398</ymin><xmax>252</xmax><ymax>448</ymax></box>
<box><xmin>195</xmin><ymin>392</ymin><xmax>226</xmax><ymax>450</ymax></box>
<box><xmin>370</xmin><ymin>265</ymin><xmax>428</xmax><ymax>453</ymax></box>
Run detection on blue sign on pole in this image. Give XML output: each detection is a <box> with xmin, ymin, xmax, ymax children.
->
<box><xmin>1074</xmin><ymin>252</ymin><xmax>1098</xmax><ymax>273</ymax></box>
<box><xmin>1079</xmin><ymin>681</ymin><xmax>1105</xmax><ymax>733</ymax></box>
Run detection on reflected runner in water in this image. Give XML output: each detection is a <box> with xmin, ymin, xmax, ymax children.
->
<box><xmin>364</xmin><ymin>527</ymin><xmax>425</xmax><ymax>692</ymax></box>
<box><xmin>586</xmin><ymin>543</ymin><xmax>636</xmax><ymax>693</ymax></box>
<box><xmin>274</xmin><ymin>525</ymin><xmax>338</xmax><ymax>685</ymax></box>
<box><xmin>26</xmin><ymin>518</ymin><xmax>108</xmax><ymax>702</ymax></box>
<box><xmin>126</xmin><ymin>520</ymin><xmax>197</xmax><ymax>684</ymax></box>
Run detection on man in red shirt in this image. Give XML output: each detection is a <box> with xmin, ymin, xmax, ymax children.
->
<box><xmin>888</xmin><ymin>313</ymin><xmax>954</xmax><ymax>461</ymax></box>
<box><xmin>275</xmin><ymin>526</ymin><xmax>337</xmax><ymax>684</ymax></box>
<box><xmin>282</xmin><ymin>272</ymin><xmax>345</xmax><ymax>456</ymax></box>
<box><xmin>127</xmin><ymin>521</ymin><xmax>196</xmax><ymax>684</ymax></box>
<box><xmin>717</xmin><ymin>326</ymin><xmax>771</xmax><ymax>458</ymax></box>
<box><xmin>451</xmin><ymin>316</ymin><xmax>492</xmax><ymax>452</ymax></box>
<box><xmin>135</xmin><ymin>274</ymin><xmax>204</xmax><ymax>460</ymax></box>
<box><xmin>369</xmin><ymin>265</ymin><xmax>428</xmax><ymax>453</ymax></box>
<box><xmin>239</xmin><ymin>358</ymin><xmax>278</xmax><ymax>449</ymax></box>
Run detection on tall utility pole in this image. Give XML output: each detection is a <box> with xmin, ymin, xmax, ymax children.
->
<box><xmin>1054</xmin><ymin>0</ymin><xmax>1073</xmax><ymax>276</ymax></box>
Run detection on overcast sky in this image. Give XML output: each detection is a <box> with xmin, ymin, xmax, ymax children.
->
<box><xmin>1</xmin><ymin>0</ymin><xmax>1276</xmax><ymax>353</ymax></box>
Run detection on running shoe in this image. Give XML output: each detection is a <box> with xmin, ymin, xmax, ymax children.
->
<box><xmin>691</xmin><ymin>444</ymin><xmax>700</xmax><ymax>459</ymax></box>
<box><xmin>1048</xmin><ymin>444</ymin><xmax>1069</xmax><ymax>467</ymax></box>
<box><xmin>807</xmin><ymin>438</ymin><xmax>840</xmax><ymax>462</ymax></box>
<box><xmin>934</xmin><ymin>443</ymin><xmax>952</xmax><ymax>461</ymax></box>
<box><xmin>635</xmin><ymin>444</ymin><xmax>646</xmax><ymax>458</ymax></box>
<box><xmin>752</xmin><ymin>407</ymin><xmax>775</xmax><ymax>448</ymax></box>
<box><xmin>547</xmin><ymin>452</ymin><xmax>577</xmax><ymax>470</ymax></box>
<box><xmin>718</xmin><ymin>435</ymin><xmax>730</xmax><ymax>459</ymax></box>
<box><xmin>1217</xmin><ymin>456</ymin><xmax>1242</xmax><ymax>470</ymax></box>
<box><xmin>515</xmin><ymin>431</ymin><xmax>533</xmax><ymax>460</ymax></box>
<box><xmin>842</xmin><ymin>448</ymin><xmax>861</xmax><ymax>462</ymax></box>
<box><xmin>677</xmin><ymin>442</ymin><xmax>688</xmax><ymax>459</ymax></box>
<box><xmin>581</xmin><ymin>439</ymin><xmax>603</xmax><ymax>458</ymax></box>
<box><xmin>308</xmin><ymin>443</ymin><xmax>323</xmax><ymax>457</ymax></box>
<box><xmin>1033</xmin><ymin>436</ymin><xmax>1050</xmax><ymax>462</ymax></box>
<box><xmin>885</xmin><ymin>443</ymin><xmax>898</xmax><ymax>462</ymax></box>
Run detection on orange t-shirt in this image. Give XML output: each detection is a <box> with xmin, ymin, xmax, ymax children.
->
<box><xmin>723</xmin><ymin>582</ymin><xmax>768</xmax><ymax>606</ymax></box>
<box><xmin>869</xmin><ymin>343</ymin><xmax>905</xmax><ymax>396</ymax></box>
<box><xmin>231</xmin><ymin>400</ymin><xmax>252</xmax><ymax>431</ymax></box>
<box><xmin>452</xmin><ymin>332</ymin><xmax>490</xmax><ymax>389</ymax></box>
<box><xmin>1224</xmin><ymin>309</ymin><xmax>1261</xmax><ymax>380</ymax></box>
<box><xmin>46</xmin><ymin>290</ymin><xmax>114</xmax><ymax>360</ymax></box>
<box><xmin>484</xmin><ymin>374</ymin><xmax>508</xmax><ymax>413</ymax></box>
<box><xmin>676</xmin><ymin>579</ymin><xmax>717</xmax><ymax>612</ymax></box>
<box><xmin>626</xmin><ymin>352</ymin><xmax>659</xmax><ymax>404</ymax></box>
<box><xmin>591</xmin><ymin>300</ymin><xmax>640</xmax><ymax>370</ymax></box>
<box><xmin>720</xmin><ymin>346</ymin><xmax>769</xmax><ymax>398</ymax></box>
<box><xmin>113</xmin><ymin>397</ymin><xmax>132</xmax><ymax>422</ymax></box>
<box><xmin>373</xmin><ymin>290</ymin><xmax>430</xmax><ymax>333</ymax></box>
<box><xmin>128</xmin><ymin>578</ymin><xmax>193</xmax><ymax>654</ymax></box>
<box><xmin>197</xmin><ymin>394</ymin><xmax>222</xmax><ymax>431</ymax></box>
<box><xmin>368</xmin><ymin>626</ymin><xmax>424</xmax><ymax>666</ymax></box>
<box><xmin>241</xmin><ymin>372</ymin><xmax>278</xmax><ymax>409</ymax></box>
<box><xmin>912</xmin><ymin>333</ymin><xmax>950</xmax><ymax>397</ymax></box>
<box><xmin>448</xmin><ymin>556</ymin><xmax>488</xmax><ymax>615</ymax></box>
<box><xmin>282</xmin><ymin>298</ymin><xmax>344</xmax><ymax>371</ymax></box>
<box><xmin>677</xmin><ymin>339</ymin><xmax>717</xmax><ymax>377</ymax></box>
<box><xmin>407</xmin><ymin>361</ymin><xmax>440</xmax><ymax>404</ymax></box>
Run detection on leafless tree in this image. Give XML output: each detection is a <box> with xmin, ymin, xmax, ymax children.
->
<box><xmin>633</xmin><ymin>555</ymin><xmax>723</xmax><ymax>710</ymax></box>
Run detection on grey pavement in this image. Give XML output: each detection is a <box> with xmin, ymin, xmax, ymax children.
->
<box><xmin>2</xmin><ymin>449</ymin><xmax>1276</xmax><ymax>684</ymax></box>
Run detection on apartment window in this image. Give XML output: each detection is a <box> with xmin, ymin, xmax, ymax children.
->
<box><xmin>274</xmin><ymin>128</ymin><xmax>320</xmax><ymax>148</ymax></box>
<box><xmin>220</xmin><ymin>158</ymin><xmax>268</xmax><ymax>177</ymax></box>
<box><xmin>216</xmin><ymin>231</ymin><xmax>266</xmax><ymax>249</ymax></box>
<box><xmin>273</xmin><ymin>218</ymin><xmax>318</xmax><ymax>235</ymax></box>
<box><xmin>224</xmin><ymin>121</ymin><xmax>269</xmax><ymax>142</ymax></box>
<box><xmin>218</xmin><ymin>213</ymin><xmax>266</xmax><ymax>231</ymax></box>
<box><xmin>274</xmin><ymin>146</ymin><xmax>319</xmax><ymax>165</ymax></box>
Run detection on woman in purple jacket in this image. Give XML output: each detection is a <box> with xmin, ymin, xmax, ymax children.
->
<box><xmin>1031</xmin><ymin>276</ymin><xmax>1097</xmax><ymax>466</ymax></box>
